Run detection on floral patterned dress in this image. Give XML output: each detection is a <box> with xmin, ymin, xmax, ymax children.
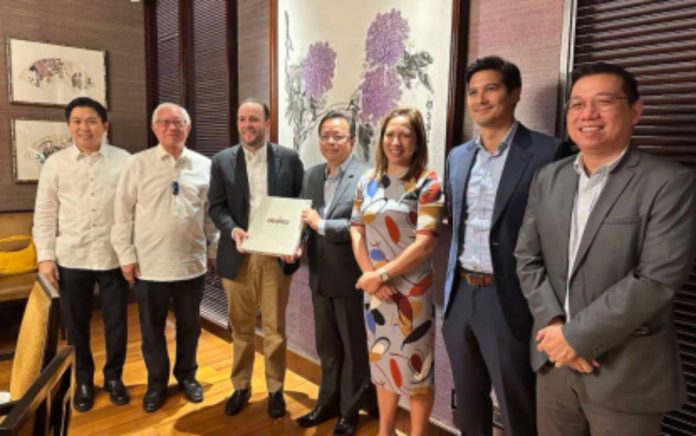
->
<box><xmin>351</xmin><ymin>169</ymin><xmax>444</xmax><ymax>396</ymax></box>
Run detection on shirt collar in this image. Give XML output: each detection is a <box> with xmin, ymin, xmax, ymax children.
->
<box><xmin>155</xmin><ymin>143</ymin><xmax>189</xmax><ymax>162</ymax></box>
<box><xmin>325</xmin><ymin>155</ymin><xmax>353</xmax><ymax>179</ymax></box>
<box><xmin>69</xmin><ymin>143</ymin><xmax>108</xmax><ymax>160</ymax></box>
<box><xmin>475</xmin><ymin>121</ymin><xmax>518</xmax><ymax>156</ymax></box>
<box><xmin>573</xmin><ymin>146</ymin><xmax>628</xmax><ymax>178</ymax></box>
<box><xmin>242</xmin><ymin>142</ymin><xmax>267</xmax><ymax>161</ymax></box>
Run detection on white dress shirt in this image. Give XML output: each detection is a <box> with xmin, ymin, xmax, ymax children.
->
<box><xmin>459</xmin><ymin>122</ymin><xmax>517</xmax><ymax>273</ymax></box>
<box><xmin>33</xmin><ymin>143</ymin><xmax>131</xmax><ymax>270</ymax></box>
<box><xmin>111</xmin><ymin>144</ymin><xmax>219</xmax><ymax>282</ymax></box>
<box><xmin>242</xmin><ymin>143</ymin><xmax>268</xmax><ymax>221</ymax></box>
<box><xmin>565</xmin><ymin>147</ymin><xmax>628</xmax><ymax>318</ymax></box>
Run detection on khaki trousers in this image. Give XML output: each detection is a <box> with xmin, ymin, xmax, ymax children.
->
<box><xmin>222</xmin><ymin>253</ymin><xmax>291</xmax><ymax>393</ymax></box>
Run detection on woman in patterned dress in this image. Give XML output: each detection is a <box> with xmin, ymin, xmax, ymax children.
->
<box><xmin>350</xmin><ymin>108</ymin><xmax>444</xmax><ymax>436</ymax></box>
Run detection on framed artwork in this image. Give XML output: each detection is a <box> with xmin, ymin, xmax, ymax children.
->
<box><xmin>271</xmin><ymin>0</ymin><xmax>468</xmax><ymax>176</ymax></box>
<box><xmin>11</xmin><ymin>119</ymin><xmax>71</xmax><ymax>183</ymax></box>
<box><xmin>7</xmin><ymin>38</ymin><xmax>107</xmax><ymax>107</ymax></box>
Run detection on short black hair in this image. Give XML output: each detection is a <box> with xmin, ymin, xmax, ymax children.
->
<box><xmin>318</xmin><ymin>110</ymin><xmax>356</xmax><ymax>138</ymax></box>
<box><xmin>240</xmin><ymin>97</ymin><xmax>270</xmax><ymax>120</ymax></box>
<box><xmin>65</xmin><ymin>97</ymin><xmax>108</xmax><ymax>123</ymax></box>
<box><xmin>570</xmin><ymin>62</ymin><xmax>640</xmax><ymax>104</ymax></box>
<box><xmin>465</xmin><ymin>56</ymin><xmax>522</xmax><ymax>92</ymax></box>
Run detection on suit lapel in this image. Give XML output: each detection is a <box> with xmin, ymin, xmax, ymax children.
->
<box><xmin>569</xmin><ymin>150</ymin><xmax>638</xmax><ymax>279</ymax></box>
<box><xmin>555</xmin><ymin>163</ymin><xmax>578</xmax><ymax>283</ymax></box>
<box><xmin>266</xmin><ymin>143</ymin><xmax>279</xmax><ymax>196</ymax></box>
<box><xmin>311</xmin><ymin>163</ymin><xmax>327</xmax><ymax>211</ymax></box>
<box><xmin>453</xmin><ymin>142</ymin><xmax>478</xmax><ymax>238</ymax></box>
<box><xmin>326</xmin><ymin>156</ymin><xmax>356</xmax><ymax>217</ymax></box>
<box><xmin>234</xmin><ymin>147</ymin><xmax>251</xmax><ymax>226</ymax></box>
<box><xmin>491</xmin><ymin>126</ymin><xmax>532</xmax><ymax>226</ymax></box>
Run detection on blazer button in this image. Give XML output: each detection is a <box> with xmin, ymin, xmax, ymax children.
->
<box><xmin>491</xmin><ymin>241</ymin><xmax>500</xmax><ymax>246</ymax></box>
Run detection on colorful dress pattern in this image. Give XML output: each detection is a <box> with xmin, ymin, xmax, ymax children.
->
<box><xmin>351</xmin><ymin>169</ymin><xmax>444</xmax><ymax>396</ymax></box>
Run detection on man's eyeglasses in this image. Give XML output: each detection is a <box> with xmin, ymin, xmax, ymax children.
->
<box><xmin>171</xmin><ymin>181</ymin><xmax>179</xmax><ymax>196</ymax></box>
<box><xmin>320</xmin><ymin>135</ymin><xmax>349</xmax><ymax>144</ymax></box>
<box><xmin>155</xmin><ymin>119</ymin><xmax>187</xmax><ymax>129</ymax></box>
<box><xmin>567</xmin><ymin>94</ymin><xmax>628</xmax><ymax>114</ymax></box>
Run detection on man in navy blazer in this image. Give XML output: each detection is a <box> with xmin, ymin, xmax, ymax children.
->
<box><xmin>442</xmin><ymin>56</ymin><xmax>559</xmax><ymax>436</ymax></box>
<box><xmin>208</xmin><ymin>98</ymin><xmax>304</xmax><ymax>419</ymax></box>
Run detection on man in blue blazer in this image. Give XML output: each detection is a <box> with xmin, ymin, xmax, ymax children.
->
<box><xmin>442</xmin><ymin>56</ymin><xmax>559</xmax><ymax>436</ymax></box>
<box><xmin>208</xmin><ymin>98</ymin><xmax>304</xmax><ymax>419</ymax></box>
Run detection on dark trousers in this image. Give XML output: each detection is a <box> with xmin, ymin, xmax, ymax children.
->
<box><xmin>134</xmin><ymin>275</ymin><xmax>204</xmax><ymax>391</ymax></box>
<box><xmin>537</xmin><ymin>365</ymin><xmax>662</xmax><ymax>436</ymax></box>
<box><xmin>58</xmin><ymin>266</ymin><xmax>128</xmax><ymax>385</ymax></box>
<box><xmin>442</xmin><ymin>281</ymin><xmax>536</xmax><ymax>436</ymax></box>
<box><xmin>312</xmin><ymin>289</ymin><xmax>374</xmax><ymax>417</ymax></box>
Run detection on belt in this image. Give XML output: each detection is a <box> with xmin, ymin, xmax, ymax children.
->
<box><xmin>458</xmin><ymin>267</ymin><xmax>494</xmax><ymax>287</ymax></box>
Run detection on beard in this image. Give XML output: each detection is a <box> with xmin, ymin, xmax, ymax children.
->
<box><xmin>241</xmin><ymin>129</ymin><xmax>266</xmax><ymax>149</ymax></box>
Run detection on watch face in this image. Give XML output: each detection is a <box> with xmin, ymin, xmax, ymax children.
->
<box><xmin>380</xmin><ymin>272</ymin><xmax>390</xmax><ymax>283</ymax></box>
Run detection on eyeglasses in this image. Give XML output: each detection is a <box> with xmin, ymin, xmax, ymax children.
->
<box><xmin>567</xmin><ymin>94</ymin><xmax>628</xmax><ymax>114</ymax></box>
<box><xmin>320</xmin><ymin>135</ymin><xmax>349</xmax><ymax>143</ymax></box>
<box><xmin>171</xmin><ymin>181</ymin><xmax>179</xmax><ymax>196</ymax></box>
<box><xmin>155</xmin><ymin>119</ymin><xmax>187</xmax><ymax>129</ymax></box>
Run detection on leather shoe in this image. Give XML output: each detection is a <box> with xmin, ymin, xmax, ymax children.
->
<box><xmin>104</xmin><ymin>379</ymin><xmax>130</xmax><ymax>406</ymax></box>
<box><xmin>73</xmin><ymin>382</ymin><xmax>95</xmax><ymax>412</ymax></box>
<box><xmin>333</xmin><ymin>414</ymin><xmax>359</xmax><ymax>436</ymax></box>
<box><xmin>142</xmin><ymin>387</ymin><xmax>166</xmax><ymax>413</ymax></box>
<box><xmin>179</xmin><ymin>378</ymin><xmax>203</xmax><ymax>403</ymax></box>
<box><xmin>267</xmin><ymin>390</ymin><xmax>286</xmax><ymax>418</ymax></box>
<box><xmin>296</xmin><ymin>404</ymin><xmax>340</xmax><ymax>427</ymax></box>
<box><xmin>224</xmin><ymin>389</ymin><xmax>251</xmax><ymax>416</ymax></box>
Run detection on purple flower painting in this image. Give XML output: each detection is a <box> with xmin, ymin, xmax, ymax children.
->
<box><xmin>302</xmin><ymin>42</ymin><xmax>337</xmax><ymax>99</ymax></box>
<box><xmin>365</xmin><ymin>9</ymin><xmax>410</xmax><ymax>67</ymax></box>
<box><xmin>359</xmin><ymin>66</ymin><xmax>402</xmax><ymax>124</ymax></box>
<box><xmin>282</xmin><ymin>7</ymin><xmax>434</xmax><ymax>159</ymax></box>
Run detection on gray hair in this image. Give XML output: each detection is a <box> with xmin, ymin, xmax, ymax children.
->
<box><xmin>151</xmin><ymin>102</ymin><xmax>191</xmax><ymax>125</ymax></box>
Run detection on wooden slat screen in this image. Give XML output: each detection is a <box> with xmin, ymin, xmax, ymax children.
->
<box><xmin>156</xmin><ymin>0</ymin><xmax>182</xmax><ymax>106</ymax></box>
<box><xmin>191</xmin><ymin>0</ymin><xmax>231</xmax><ymax>157</ymax></box>
<box><xmin>571</xmin><ymin>1</ymin><xmax>696</xmax><ymax>434</ymax></box>
<box><xmin>147</xmin><ymin>0</ymin><xmax>238</xmax><ymax>335</ymax></box>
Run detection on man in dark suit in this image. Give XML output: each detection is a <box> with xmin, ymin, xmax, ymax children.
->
<box><xmin>208</xmin><ymin>98</ymin><xmax>304</xmax><ymax>419</ymax></box>
<box><xmin>293</xmin><ymin>111</ymin><xmax>372</xmax><ymax>435</ymax></box>
<box><xmin>442</xmin><ymin>56</ymin><xmax>559</xmax><ymax>436</ymax></box>
<box><xmin>516</xmin><ymin>63</ymin><xmax>696</xmax><ymax>435</ymax></box>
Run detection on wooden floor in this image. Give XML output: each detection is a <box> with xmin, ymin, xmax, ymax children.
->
<box><xmin>2</xmin><ymin>304</ymin><xmax>388</xmax><ymax>435</ymax></box>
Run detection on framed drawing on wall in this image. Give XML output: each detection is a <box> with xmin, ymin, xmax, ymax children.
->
<box><xmin>11</xmin><ymin>119</ymin><xmax>71</xmax><ymax>183</ymax></box>
<box><xmin>7</xmin><ymin>38</ymin><xmax>107</xmax><ymax>107</ymax></box>
<box><xmin>270</xmin><ymin>0</ymin><xmax>468</xmax><ymax>176</ymax></box>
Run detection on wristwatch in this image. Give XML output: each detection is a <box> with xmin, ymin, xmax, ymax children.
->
<box><xmin>378</xmin><ymin>268</ymin><xmax>391</xmax><ymax>283</ymax></box>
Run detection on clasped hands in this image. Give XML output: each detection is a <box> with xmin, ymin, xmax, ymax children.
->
<box><xmin>355</xmin><ymin>270</ymin><xmax>396</xmax><ymax>301</ymax></box>
<box><xmin>537</xmin><ymin>318</ymin><xmax>599</xmax><ymax>374</ymax></box>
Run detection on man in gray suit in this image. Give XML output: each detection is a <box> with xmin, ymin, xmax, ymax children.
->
<box><xmin>294</xmin><ymin>111</ymin><xmax>373</xmax><ymax>436</ymax></box>
<box><xmin>516</xmin><ymin>62</ymin><xmax>696</xmax><ymax>435</ymax></box>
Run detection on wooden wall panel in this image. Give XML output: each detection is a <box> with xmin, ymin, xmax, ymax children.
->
<box><xmin>0</xmin><ymin>0</ymin><xmax>147</xmax><ymax>211</ymax></box>
<box><xmin>466</xmin><ymin>0</ymin><xmax>565</xmax><ymax>139</ymax></box>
